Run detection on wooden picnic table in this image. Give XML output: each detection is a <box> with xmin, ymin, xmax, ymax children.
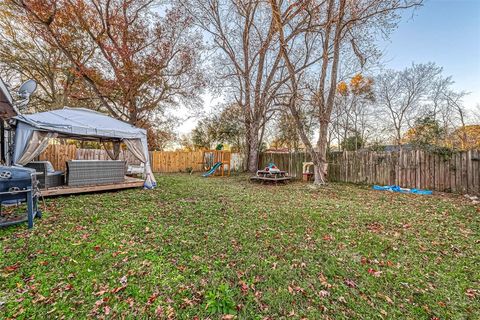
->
<box><xmin>250</xmin><ymin>170</ymin><xmax>292</xmax><ymax>184</ymax></box>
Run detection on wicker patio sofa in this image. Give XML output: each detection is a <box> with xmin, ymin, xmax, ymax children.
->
<box><xmin>25</xmin><ymin>161</ymin><xmax>64</xmax><ymax>189</ymax></box>
<box><xmin>66</xmin><ymin>160</ymin><xmax>126</xmax><ymax>187</ymax></box>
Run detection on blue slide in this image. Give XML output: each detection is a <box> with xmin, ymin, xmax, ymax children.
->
<box><xmin>202</xmin><ymin>162</ymin><xmax>223</xmax><ymax>177</ymax></box>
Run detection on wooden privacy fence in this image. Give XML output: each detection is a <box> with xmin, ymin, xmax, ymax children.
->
<box><xmin>76</xmin><ymin>148</ymin><xmax>141</xmax><ymax>164</ymax></box>
<box><xmin>150</xmin><ymin>151</ymin><xmax>204</xmax><ymax>173</ymax></box>
<box><xmin>39</xmin><ymin>145</ymin><xmax>244</xmax><ymax>173</ymax></box>
<box><xmin>329</xmin><ymin>150</ymin><xmax>480</xmax><ymax>195</ymax></box>
<box><xmin>259</xmin><ymin>152</ymin><xmax>310</xmax><ymax>179</ymax></box>
<box><xmin>149</xmin><ymin>151</ymin><xmax>244</xmax><ymax>173</ymax></box>
<box><xmin>39</xmin><ymin>144</ymin><xmax>141</xmax><ymax>171</ymax></box>
<box><xmin>39</xmin><ymin>144</ymin><xmax>77</xmax><ymax>171</ymax></box>
<box><xmin>260</xmin><ymin>150</ymin><xmax>480</xmax><ymax>195</ymax></box>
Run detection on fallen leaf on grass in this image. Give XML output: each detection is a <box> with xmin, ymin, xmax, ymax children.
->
<box><xmin>111</xmin><ymin>286</ymin><xmax>126</xmax><ymax>294</ymax></box>
<box><xmin>319</xmin><ymin>273</ymin><xmax>332</xmax><ymax>288</ymax></box>
<box><xmin>239</xmin><ymin>281</ymin><xmax>249</xmax><ymax>294</ymax></box>
<box><xmin>323</xmin><ymin>234</ymin><xmax>333</xmax><ymax>241</ymax></box>
<box><xmin>378</xmin><ymin>293</ymin><xmax>393</xmax><ymax>304</ymax></box>
<box><xmin>95</xmin><ymin>289</ymin><xmax>109</xmax><ymax>296</ymax></box>
<box><xmin>368</xmin><ymin>268</ymin><xmax>382</xmax><ymax>277</ymax></box>
<box><xmin>32</xmin><ymin>295</ymin><xmax>47</xmax><ymax>304</ymax></box>
<box><xmin>367</xmin><ymin>222</ymin><xmax>383</xmax><ymax>233</ymax></box>
<box><xmin>4</xmin><ymin>263</ymin><xmax>20</xmax><ymax>272</ymax></box>
<box><xmin>104</xmin><ymin>305</ymin><xmax>111</xmax><ymax>315</ymax></box>
<box><xmin>465</xmin><ymin>288</ymin><xmax>478</xmax><ymax>299</ymax></box>
<box><xmin>181</xmin><ymin>297</ymin><xmax>195</xmax><ymax>308</ymax></box>
<box><xmin>344</xmin><ymin>279</ymin><xmax>357</xmax><ymax>288</ymax></box>
<box><xmin>95</xmin><ymin>297</ymin><xmax>108</xmax><ymax>307</ymax></box>
<box><xmin>318</xmin><ymin>290</ymin><xmax>330</xmax><ymax>297</ymax></box>
<box><xmin>147</xmin><ymin>292</ymin><xmax>160</xmax><ymax>305</ymax></box>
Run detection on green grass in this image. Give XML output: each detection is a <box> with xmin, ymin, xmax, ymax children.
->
<box><xmin>1</xmin><ymin>174</ymin><xmax>479</xmax><ymax>319</ymax></box>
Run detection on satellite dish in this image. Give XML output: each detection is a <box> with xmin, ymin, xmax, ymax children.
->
<box><xmin>18</xmin><ymin>79</ymin><xmax>37</xmax><ymax>100</ymax></box>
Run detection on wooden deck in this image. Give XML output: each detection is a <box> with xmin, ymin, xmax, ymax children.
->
<box><xmin>40</xmin><ymin>177</ymin><xmax>144</xmax><ymax>197</ymax></box>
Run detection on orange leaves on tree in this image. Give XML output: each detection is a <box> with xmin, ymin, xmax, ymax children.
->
<box><xmin>336</xmin><ymin>74</ymin><xmax>374</xmax><ymax>99</ymax></box>
<box><xmin>337</xmin><ymin>81</ymin><xmax>349</xmax><ymax>96</ymax></box>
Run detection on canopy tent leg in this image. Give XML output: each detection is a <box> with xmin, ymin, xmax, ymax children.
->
<box><xmin>1</xmin><ymin>120</ymin><xmax>5</xmax><ymax>163</ymax></box>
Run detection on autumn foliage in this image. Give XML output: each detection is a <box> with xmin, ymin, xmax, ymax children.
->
<box><xmin>8</xmin><ymin>0</ymin><xmax>204</xmax><ymax>147</ymax></box>
<box><xmin>337</xmin><ymin>74</ymin><xmax>374</xmax><ymax>100</ymax></box>
<box><xmin>450</xmin><ymin>125</ymin><xmax>480</xmax><ymax>150</ymax></box>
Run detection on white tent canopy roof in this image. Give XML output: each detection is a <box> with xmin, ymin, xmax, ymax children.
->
<box><xmin>14</xmin><ymin>107</ymin><xmax>146</xmax><ymax>140</ymax></box>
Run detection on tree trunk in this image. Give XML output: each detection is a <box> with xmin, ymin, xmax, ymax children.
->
<box><xmin>247</xmin><ymin>123</ymin><xmax>260</xmax><ymax>173</ymax></box>
<box><xmin>313</xmin><ymin>120</ymin><xmax>329</xmax><ymax>185</ymax></box>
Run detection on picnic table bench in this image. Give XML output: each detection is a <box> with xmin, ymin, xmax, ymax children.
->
<box><xmin>250</xmin><ymin>170</ymin><xmax>292</xmax><ymax>184</ymax></box>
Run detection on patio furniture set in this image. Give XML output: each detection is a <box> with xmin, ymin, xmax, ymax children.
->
<box><xmin>25</xmin><ymin>160</ymin><xmax>128</xmax><ymax>189</ymax></box>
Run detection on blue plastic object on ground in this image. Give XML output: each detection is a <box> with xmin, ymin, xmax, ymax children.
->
<box><xmin>373</xmin><ymin>185</ymin><xmax>432</xmax><ymax>195</ymax></box>
<box><xmin>202</xmin><ymin>162</ymin><xmax>223</xmax><ymax>177</ymax></box>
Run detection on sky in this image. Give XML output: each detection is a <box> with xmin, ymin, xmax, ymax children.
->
<box><xmin>380</xmin><ymin>0</ymin><xmax>480</xmax><ymax>107</ymax></box>
<box><xmin>177</xmin><ymin>0</ymin><xmax>480</xmax><ymax>135</ymax></box>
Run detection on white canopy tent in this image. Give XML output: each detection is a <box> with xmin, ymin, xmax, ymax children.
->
<box><xmin>0</xmin><ymin>78</ymin><xmax>15</xmax><ymax>164</ymax></box>
<box><xmin>12</xmin><ymin>107</ymin><xmax>156</xmax><ymax>189</ymax></box>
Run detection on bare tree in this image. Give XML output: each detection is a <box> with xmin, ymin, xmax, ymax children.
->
<box><xmin>443</xmin><ymin>90</ymin><xmax>470</xmax><ymax>149</ymax></box>
<box><xmin>270</xmin><ymin>0</ymin><xmax>422</xmax><ymax>184</ymax></box>
<box><xmin>375</xmin><ymin>62</ymin><xmax>442</xmax><ymax>145</ymax></box>
<box><xmin>180</xmin><ymin>0</ymin><xmax>297</xmax><ymax>172</ymax></box>
<box><xmin>332</xmin><ymin>74</ymin><xmax>374</xmax><ymax>150</ymax></box>
<box><xmin>473</xmin><ymin>104</ymin><xmax>480</xmax><ymax>123</ymax></box>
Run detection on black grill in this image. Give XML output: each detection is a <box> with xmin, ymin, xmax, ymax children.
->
<box><xmin>0</xmin><ymin>166</ymin><xmax>41</xmax><ymax>228</ymax></box>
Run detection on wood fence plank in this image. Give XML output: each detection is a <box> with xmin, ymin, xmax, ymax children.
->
<box><xmin>467</xmin><ymin>150</ymin><xmax>474</xmax><ymax>194</ymax></box>
<box><xmin>473</xmin><ymin>150</ymin><xmax>480</xmax><ymax>194</ymax></box>
<box><xmin>461</xmin><ymin>151</ymin><xmax>468</xmax><ymax>194</ymax></box>
<box><xmin>450</xmin><ymin>154</ymin><xmax>456</xmax><ymax>193</ymax></box>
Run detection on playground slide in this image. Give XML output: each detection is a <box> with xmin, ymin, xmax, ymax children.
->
<box><xmin>202</xmin><ymin>162</ymin><xmax>223</xmax><ymax>177</ymax></box>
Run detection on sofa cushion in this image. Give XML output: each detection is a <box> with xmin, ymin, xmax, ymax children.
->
<box><xmin>47</xmin><ymin>170</ymin><xmax>64</xmax><ymax>177</ymax></box>
<box><xmin>45</xmin><ymin>161</ymin><xmax>56</xmax><ymax>173</ymax></box>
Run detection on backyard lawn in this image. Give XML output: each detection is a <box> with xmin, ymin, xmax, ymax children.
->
<box><xmin>1</xmin><ymin>174</ymin><xmax>478</xmax><ymax>319</ymax></box>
